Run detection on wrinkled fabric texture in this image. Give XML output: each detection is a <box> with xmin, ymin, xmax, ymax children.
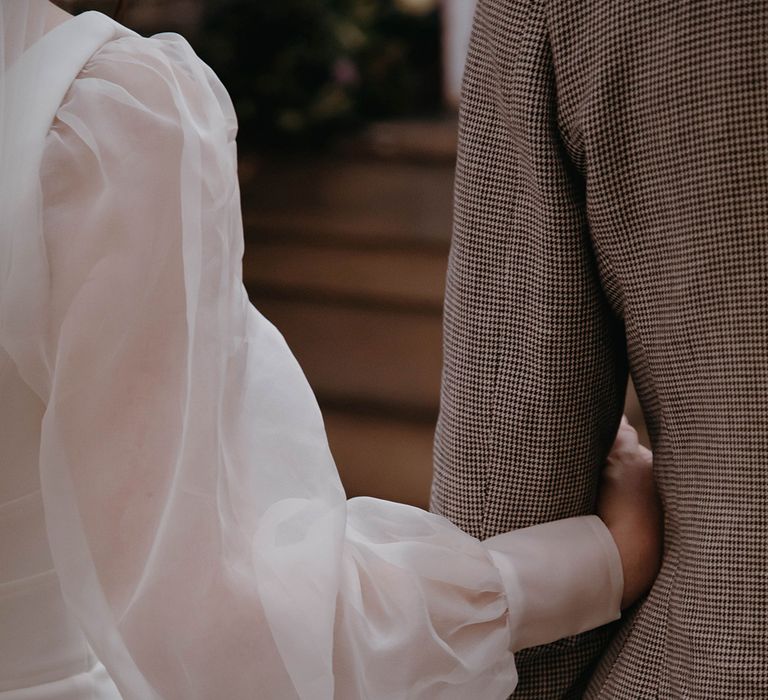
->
<box><xmin>0</xmin><ymin>7</ymin><xmax>623</xmax><ymax>699</ymax></box>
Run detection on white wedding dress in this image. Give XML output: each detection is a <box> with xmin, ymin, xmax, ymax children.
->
<box><xmin>0</xmin><ymin>7</ymin><xmax>623</xmax><ymax>699</ymax></box>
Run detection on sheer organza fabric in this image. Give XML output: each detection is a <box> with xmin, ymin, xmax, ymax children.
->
<box><xmin>0</xmin><ymin>7</ymin><xmax>623</xmax><ymax>699</ymax></box>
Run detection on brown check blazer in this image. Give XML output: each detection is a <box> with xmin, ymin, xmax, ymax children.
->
<box><xmin>429</xmin><ymin>0</ymin><xmax>768</xmax><ymax>697</ymax></box>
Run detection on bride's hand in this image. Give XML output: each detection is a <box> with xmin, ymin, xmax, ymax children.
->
<box><xmin>597</xmin><ymin>415</ymin><xmax>664</xmax><ymax>609</ymax></box>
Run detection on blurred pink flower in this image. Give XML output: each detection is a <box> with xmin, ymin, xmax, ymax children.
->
<box><xmin>333</xmin><ymin>57</ymin><xmax>360</xmax><ymax>86</ymax></box>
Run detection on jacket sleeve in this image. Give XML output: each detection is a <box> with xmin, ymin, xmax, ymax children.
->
<box><xmin>430</xmin><ymin>0</ymin><xmax>629</xmax><ymax>694</ymax></box>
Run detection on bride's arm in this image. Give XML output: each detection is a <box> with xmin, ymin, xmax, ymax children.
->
<box><xmin>40</xmin><ymin>33</ymin><xmax>313</xmax><ymax>699</ymax></box>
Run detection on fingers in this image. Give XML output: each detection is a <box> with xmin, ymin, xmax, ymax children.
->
<box><xmin>607</xmin><ymin>416</ymin><xmax>652</xmax><ymax>471</ymax></box>
<box><xmin>636</xmin><ymin>444</ymin><xmax>653</xmax><ymax>468</ymax></box>
<box><xmin>611</xmin><ymin>418</ymin><xmax>639</xmax><ymax>454</ymax></box>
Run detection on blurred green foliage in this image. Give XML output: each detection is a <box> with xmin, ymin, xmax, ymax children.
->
<box><xmin>195</xmin><ymin>0</ymin><xmax>442</xmax><ymax>151</ymax></box>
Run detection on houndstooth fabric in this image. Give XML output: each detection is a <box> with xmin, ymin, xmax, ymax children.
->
<box><xmin>429</xmin><ymin>0</ymin><xmax>768</xmax><ymax>698</ymax></box>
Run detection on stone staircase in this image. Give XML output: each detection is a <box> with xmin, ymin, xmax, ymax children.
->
<box><xmin>239</xmin><ymin>122</ymin><xmax>458</xmax><ymax>508</ymax></box>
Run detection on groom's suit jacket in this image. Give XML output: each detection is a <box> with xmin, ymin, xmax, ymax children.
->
<box><xmin>430</xmin><ymin>0</ymin><xmax>767</xmax><ymax>697</ymax></box>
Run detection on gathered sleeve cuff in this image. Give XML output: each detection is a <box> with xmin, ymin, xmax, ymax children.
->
<box><xmin>482</xmin><ymin>515</ymin><xmax>624</xmax><ymax>652</ymax></box>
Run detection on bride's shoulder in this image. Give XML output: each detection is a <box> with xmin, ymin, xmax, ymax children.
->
<box><xmin>66</xmin><ymin>24</ymin><xmax>237</xmax><ymax>141</ymax></box>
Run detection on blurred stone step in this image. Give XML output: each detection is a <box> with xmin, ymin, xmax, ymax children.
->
<box><xmin>240</xmin><ymin>156</ymin><xmax>455</xmax><ymax>248</ymax></box>
<box><xmin>323</xmin><ymin>408</ymin><xmax>435</xmax><ymax>510</ymax></box>
<box><xmin>337</xmin><ymin>117</ymin><xmax>459</xmax><ymax>164</ymax></box>
<box><xmin>250</xmin><ymin>296</ymin><xmax>443</xmax><ymax>415</ymax></box>
<box><xmin>243</xmin><ymin>241</ymin><xmax>447</xmax><ymax>309</ymax></box>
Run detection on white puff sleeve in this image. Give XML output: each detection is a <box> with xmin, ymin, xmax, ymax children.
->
<box><xmin>36</xmin><ymin>32</ymin><xmax>623</xmax><ymax>700</ymax></box>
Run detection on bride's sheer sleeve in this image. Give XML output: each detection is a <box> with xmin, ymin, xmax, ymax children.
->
<box><xmin>36</xmin><ymin>33</ymin><xmax>623</xmax><ymax>699</ymax></box>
